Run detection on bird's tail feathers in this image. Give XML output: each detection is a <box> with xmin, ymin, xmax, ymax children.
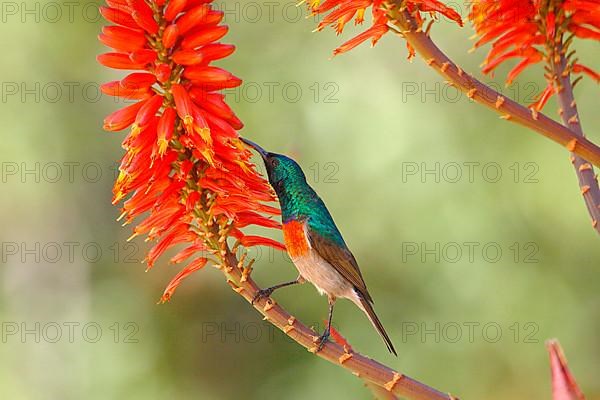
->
<box><xmin>355</xmin><ymin>290</ymin><xmax>397</xmax><ymax>356</ymax></box>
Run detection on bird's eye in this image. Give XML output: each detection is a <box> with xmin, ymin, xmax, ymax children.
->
<box><xmin>270</xmin><ymin>158</ymin><xmax>279</xmax><ymax>167</ymax></box>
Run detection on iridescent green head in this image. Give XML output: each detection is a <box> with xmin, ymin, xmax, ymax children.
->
<box><xmin>240</xmin><ymin>137</ymin><xmax>306</xmax><ymax>191</ymax></box>
<box><xmin>241</xmin><ymin>137</ymin><xmax>338</xmax><ymax>228</ymax></box>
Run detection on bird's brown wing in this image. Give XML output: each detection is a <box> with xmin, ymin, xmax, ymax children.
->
<box><xmin>307</xmin><ymin>229</ymin><xmax>373</xmax><ymax>303</ymax></box>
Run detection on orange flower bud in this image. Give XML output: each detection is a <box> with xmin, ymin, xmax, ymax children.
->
<box><xmin>103</xmin><ymin>100</ymin><xmax>146</xmax><ymax>131</ymax></box>
<box><xmin>176</xmin><ymin>5</ymin><xmax>209</xmax><ymax>35</ymax></box>
<box><xmin>164</xmin><ymin>0</ymin><xmax>188</xmax><ymax>21</ymax></box>
<box><xmin>181</xmin><ymin>25</ymin><xmax>228</xmax><ymax>49</ymax></box>
<box><xmin>157</xmin><ymin>107</ymin><xmax>176</xmax><ymax>157</ymax></box>
<box><xmin>162</xmin><ymin>24</ymin><xmax>180</xmax><ymax>49</ymax></box>
<box><xmin>172</xmin><ymin>49</ymin><xmax>204</xmax><ymax>65</ymax></box>
<box><xmin>97</xmin><ymin>52</ymin><xmax>146</xmax><ymax>70</ymax></box>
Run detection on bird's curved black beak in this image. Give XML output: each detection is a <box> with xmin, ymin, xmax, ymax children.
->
<box><xmin>240</xmin><ymin>136</ymin><xmax>268</xmax><ymax>160</ymax></box>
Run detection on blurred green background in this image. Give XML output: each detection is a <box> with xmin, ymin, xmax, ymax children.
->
<box><xmin>0</xmin><ymin>1</ymin><xmax>599</xmax><ymax>399</ymax></box>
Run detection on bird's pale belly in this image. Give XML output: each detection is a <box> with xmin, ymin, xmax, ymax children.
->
<box><xmin>291</xmin><ymin>250</ymin><xmax>354</xmax><ymax>300</ymax></box>
<box><xmin>283</xmin><ymin>219</ymin><xmax>357</xmax><ymax>301</ymax></box>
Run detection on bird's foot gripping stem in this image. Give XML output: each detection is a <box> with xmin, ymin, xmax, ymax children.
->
<box><xmin>315</xmin><ymin>328</ymin><xmax>331</xmax><ymax>352</ymax></box>
<box><xmin>251</xmin><ymin>288</ymin><xmax>275</xmax><ymax>305</ymax></box>
<box><xmin>314</xmin><ymin>298</ymin><xmax>335</xmax><ymax>352</ymax></box>
<box><xmin>251</xmin><ymin>277</ymin><xmax>304</xmax><ymax>305</ymax></box>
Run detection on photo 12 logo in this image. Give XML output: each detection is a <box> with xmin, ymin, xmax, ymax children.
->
<box><xmin>222</xmin><ymin>81</ymin><xmax>339</xmax><ymax>104</ymax></box>
<box><xmin>401</xmin><ymin>161</ymin><xmax>540</xmax><ymax>184</ymax></box>
<box><xmin>401</xmin><ymin>241</ymin><xmax>540</xmax><ymax>264</ymax></box>
<box><xmin>1</xmin><ymin>321</ymin><xmax>139</xmax><ymax>344</ymax></box>
<box><xmin>0</xmin><ymin>2</ymin><xmax>102</xmax><ymax>24</ymax></box>
<box><xmin>400</xmin><ymin>321</ymin><xmax>540</xmax><ymax>344</ymax></box>
<box><xmin>214</xmin><ymin>1</ymin><xmax>320</xmax><ymax>24</ymax></box>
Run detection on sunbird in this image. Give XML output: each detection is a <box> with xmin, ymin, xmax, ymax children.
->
<box><xmin>240</xmin><ymin>137</ymin><xmax>396</xmax><ymax>355</ymax></box>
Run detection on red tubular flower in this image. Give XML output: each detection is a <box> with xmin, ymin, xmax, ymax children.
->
<box><xmin>469</xmin><ymin>0</ymin><xmax>600</xmax><ymax>109</ymax></box>
<box><xmin>308</xmin><ymin>0</ymin><xmax>462</xmax><ymax>56</ymax></box>
<box><xmin>547</xmin><ymin>340</ymin><xmax>586</xmax><ymax>400</ymax></box>
<box><xmin>99</xmin><ymin>0</ymin><xmax>282</xmax><ymax>302</ymax></box>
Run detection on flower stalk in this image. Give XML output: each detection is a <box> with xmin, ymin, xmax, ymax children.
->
<box><xmin>552</xmin><ymin>43</ymin><xmax>600</xmax><ymax>232</ymax></box>
<box><xmin>217</xmin><ymin>241</ymin><xmax>457</xmax><ymax>400</ymax></box>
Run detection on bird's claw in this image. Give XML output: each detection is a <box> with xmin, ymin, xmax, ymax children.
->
<box><xmin>315</xmin><ymin>330</ymin><xmax>330</xmax><ymax>352</ymax></box>
<box><xmin>251</xmin><ymin>288</ymin><xmax>274</xmax><ymax>305</ymax></box>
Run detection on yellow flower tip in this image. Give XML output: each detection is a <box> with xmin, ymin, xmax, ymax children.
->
<box><xmin>183</xmin><ymin>114</ymin><xmax>193</xmax><ymax>124</ymax></box>
<box><xmin>235</xmin><ymin>160</ymin><xmax>252</xmax><ymax>175</ymax></box>
<box><xmin>158</xmin><ymin>294</ymin><xmax>170</xmax><ymax>304</ymax></box>
<box><xmin>357</xmin><ymin>9</ymin><xmax>365</xmax><ymax>20</ymax></box>
<box><xmin>126</xmin><ymin>232</ymin><xmax>139</xmax><ymax>242</ymax></box>
<box><xmin>157</xmin><ymin>139</ymin><xmax>169</xmax><ymax>156</ymax></box>
<box><xmin>197</xmin><ymin>127</ymin><xmax>212</xmax><ymax>144</ymax></box>
<box><xmin>130</xmin><ymin>124</ymin><xmax>142</xmax><ymax>137</ymax></box>
<box><xmin>201</xmin><ymin>149</ymin><xmax>215</xmax><ymax>166</ymax></box>
<box><xmin>112</xmin><ymin>191</ymin><xmax>125</xmax><ymax>205</ymax></box>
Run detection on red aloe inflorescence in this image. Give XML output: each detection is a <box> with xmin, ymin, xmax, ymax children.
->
<box><xmin>469</xmin><ymin>0</ymin><xmax>600</xmax><ymax>110</ymax></box>
<box><xmin>98</xmin><ymin>0</ymin><xmax>284</xmax><ymax>302</ymax></box>
<box><xmin>307</xmin><ymin>0</ymin><xmax>462</xmax><ymax>57</ymax></box>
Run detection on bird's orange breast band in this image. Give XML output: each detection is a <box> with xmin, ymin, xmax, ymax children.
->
<box><xmin>282</xmin><ymin>220</ymin><xmax>310</xmax><ymax>258</ymax></box>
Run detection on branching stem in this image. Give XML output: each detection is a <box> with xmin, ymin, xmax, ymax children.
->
<box><xmin>384</xmin><ymin>6</ymin><xmax>600</xmax><ymax>170</ymax></box>
<box><xmin>552</xmin><ymin>43</ymin><xmax>600</xmax><ymax>233</ymax></box>
<box><xmin>216</xmin><ymin>244</ymin><xmax>457</xmax><ymax>400</ymax></box>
